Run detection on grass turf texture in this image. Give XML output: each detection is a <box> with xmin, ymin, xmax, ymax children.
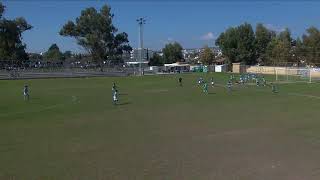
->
<box><xmin>1</xmin><ymin>73</ymin><xmax>320</xmax><ymax>179</ymax></box>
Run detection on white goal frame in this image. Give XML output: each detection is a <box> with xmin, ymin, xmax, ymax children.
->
<box><xmin>275</xmin><ymin>67</ymin><xmax>320</xmax><ymax>83</ymax></box>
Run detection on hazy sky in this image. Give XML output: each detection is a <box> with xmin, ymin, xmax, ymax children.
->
<box><xmin>3</xmin><ymin>0</ymin><xmax>320</xmax><ymax>53</ymax></box>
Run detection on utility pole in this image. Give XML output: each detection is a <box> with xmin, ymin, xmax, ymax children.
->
<box><xmin>136</xmin><ymin>17</ymin><xmax>146</xmax><ymax>75</ymax></box>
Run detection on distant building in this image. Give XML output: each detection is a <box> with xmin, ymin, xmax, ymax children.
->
<box><xmin>182</xmin><ymin>47</ymin><xmax>222</xmax><ymax>64</ymax></box>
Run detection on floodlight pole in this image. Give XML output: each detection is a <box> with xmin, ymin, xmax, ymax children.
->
<box><xmin>137</xmin><ymin>17</ymin><xmax>146</xmax><ymax>76</ymax></box>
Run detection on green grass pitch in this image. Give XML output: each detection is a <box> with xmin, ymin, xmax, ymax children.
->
<box><xmin>1</xmin><ymin>73</ymin><xmax>320</xmax><ymax>179</ymax></box>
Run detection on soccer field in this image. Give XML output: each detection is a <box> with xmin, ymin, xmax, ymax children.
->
<box><xmin>1</xmin><ymin>73</ymin><xmax>320</xmax><ymax>179</ymax></box>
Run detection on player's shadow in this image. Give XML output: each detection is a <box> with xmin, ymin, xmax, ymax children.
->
<box><xmin>208</xmin><ymin>92</ymin><xmax>216</xmax><ymax>95</ymax></box>
<box><xmin>117</xmin><ymin>102</ymin><xmax>131</xmax><ymax>106</ymax></box>
<box><xmin>119</xmin><ymin>93</ymin><xmax>128</xmax><ymax>96</ymax></box>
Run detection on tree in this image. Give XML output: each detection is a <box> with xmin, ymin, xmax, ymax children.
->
<box><xmin>43</xmin><ymin>44</ymin><xmax>63</xmax><ymax>61</ymax></box>
<box><xmin>236</xmin><ymin>23</ymin><xmax>256</xmax><ymax>64</ymax></box>
<box><xmin>265</xmin><ymin>37</ymin><xmax>291</xmax><ymax>65</ymax></box>
<box><xmin>200</xmin><ymin>46</ymin><xmax>215</xmax><ymax>65</ymax></box>
<box><xmin>278</xmin><ymin>28</ymin><xmax>292</xmax><ymax>44</ymax></box>
<box><xmin>162</xmin><ymin>42</ymin><xmax>183</xmax><ymax>64</ymax></box>
<box><xmin>264</xmin><ymin>28</ymin><xmax>293</xmax><ymax>65</ymax></box>
<box><xmin>28</xmin><ymin>53</ymin><xmax>42</xmax><ymax>60</ymax></box>
<box><xmin>215</xmin><ymin>27</ymin><xmax>239</xmax><ymax>64</ymax></box>
<box><xmin>216</xmin><ymin>23</ymin><xmax>256</xmax><ymax>65</ymax></box>
<box><xmin>255</xmin><ymin>23</ymin><xmax>275</xmax><ymax>64</ymax></box>
<box><xmin>0</xmin><ymin>2</ymin><xmax>32</xmax><ymax>62</ymax></box>
<box><xmin>0</xmin><ymin>3</ymin><xmax>4</xmax><ymax>19</ymax></box>
<box><xmin>60</xmin><ymin>4</ymin><xmax>131</xmax><ymax>65</ymax></box>
<box><xmin>63</xmin><ymin>51</ymin><xmax>73</xmax><ymax>60</ymax></box>
<box><xmin>148</xmin><ymin>53</ymin><xmax>163</xmax><ymax>66</ymax></box>
<box><xmin>300</xmin><ymin>27</ymin><xmax>320</xmax><ymax>64</ymax></box>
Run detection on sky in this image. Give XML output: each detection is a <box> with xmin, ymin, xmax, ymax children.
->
<box><xmin>2</xmin><ymin>0</ymin><xmax>320</xmax><ymax>53</ymax></box>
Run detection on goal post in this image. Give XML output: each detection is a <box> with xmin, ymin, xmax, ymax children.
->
<box><xmin>275</xmin><ymin>67</ymin><xmax>320</xmax><ymax>83</ymax></box>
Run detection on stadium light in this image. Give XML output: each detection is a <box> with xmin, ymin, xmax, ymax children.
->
<box><xmin>136</xmin><ymin>17</ymin><xmax>146</xmax><ymax>75</ymax></box>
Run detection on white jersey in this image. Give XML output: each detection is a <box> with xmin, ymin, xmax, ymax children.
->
<box><xmin>113</xmin><ymin>92</ymin><xmax>118</xmax><ymax>101</ymax></box>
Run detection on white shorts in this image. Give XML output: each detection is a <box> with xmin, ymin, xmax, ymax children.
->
<box><xmin>24</xmin><ymin>92</ymin><xmax>28</xmax><ymax>96</ymax></box>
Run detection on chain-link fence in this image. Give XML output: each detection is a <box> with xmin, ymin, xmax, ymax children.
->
<box><xmin>0</xmin><ymin>66</ymin><xmax>137</xmax><ymax>80</ymax></box>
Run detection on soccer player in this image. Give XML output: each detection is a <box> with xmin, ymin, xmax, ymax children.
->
<box><xmin>203</xmin><ymin>82</ymin><xmax>208</xmax><ymax>94</ymax></box>
<box><xmin>271</xmin><ymin>83</ymin><xmax>278</xmax><ymax>93</ymax></box>
<box><xmin>227</xmin><ymin>80</ymin><xmax>232</xmax><ymax>93</ymax></box>
<box><xmin>240</xmin><ymin>76</ymin><xmax>244</xmax><ymax>85</ymax></box>
<box><xmin>113</xmin><ymin>89</ymin><xmax>119</xmax><ymax>105</ymax></box>
<box><xmin>198</xmin><ymin>77</ymin><xmax>203</xmax><ymax>85</ymax></box>
<box><xmin>262</xmin><ymin>76</ymin><xmax>267</xmax><ymax>86</ymax></box>
<box><xmin>230</xmin><ymin>74</ymin><xmax>234</xmax><ymax>82</ymax></box>
<box><xmin>23</xmin><ymin>85</ymin><xmax>29</xmax><ymax>101</ymax></box>
<box><xmin>256</xmin><ymin>78</ymin><xmax>260</xmax><ymax>87</ymax></box>
<box><xmin>112</xmin><ymin>82</ymin><xmax>117</xmax><ymax>93</ymax></box>
<box><xmin>211</xmin><ymin>77</ymin><xmax>215</xmax><ymax>87</ymax></box>
<box><xmin>179</xmin><ymin>77</ymin><xmax>183</xmax><ymax>87</ymax></box>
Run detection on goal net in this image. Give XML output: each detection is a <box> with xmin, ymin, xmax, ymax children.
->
<box><xmin>275</xmin><ymin>68</ymin><xmax>320</xmax><ymax>83</ymax></box>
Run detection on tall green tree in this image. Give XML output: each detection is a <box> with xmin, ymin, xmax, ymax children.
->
<box><xmin>265</xmin><ymin>37</ymin><xmax>291</xmax><ymax>65</ymax></box>
<box><xmin>255</xmin><ymin>23</ymin><xmax>275</xmax><ymax>64</ymax></box>
<box><xmin>236</xmin><ymin>23</ymin><xmax>256</xmax><ymax>64</ymax></box>
<box><xmin>216</xmin><ymin>23</ymin><xmax>256</xmax><ymax>65</ymax></box>
<box><xmin>291</xmin><ymin>37</ymin><xmax>305</xmax><ymax>64</ymax></box>
<box><xmin>43</xmin><ymin>44</ymin><xmax>64</xmax><ymax>61</ymax></box>
<box><xmin>200</xmin><ymin>46</ymin><xmax>215</xmax><ymax>65</ymax></box>
<box><xmin>60</xmin><ymin>4</ymin><xmax>131</xmax><ymax>65</ymax></box>
<box><xmin>0</xmin><ymin>2</ymin><xmax>32</xmax><ymax>61</ymax></box>
<box><xmin>162</xmin><ymin>42</ymin><xmax>183</xmax><ymax>64</ymax></box>
<box><xmin>278</xmin><ymin>28</ymin><xmax>292</xmax><ymax>44</ymax></box>
<box><xmin>264</xmin><ymin>28</ymin><xmax>293</xmax><ymax>65</ymax></box>
<box><xmin>215</xmin><ymin>27</ymin><xmax>238</xmax><ymax>64</ymax></box>
<box><xmin>148</xmin><ymin>53</ymin><xmax>164</xmax><ymax>66</ymax></box>
<box><xmin>300</xmin><ymin>27</ymin><xmax>320</xmax><ymax>64</ymax></box>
